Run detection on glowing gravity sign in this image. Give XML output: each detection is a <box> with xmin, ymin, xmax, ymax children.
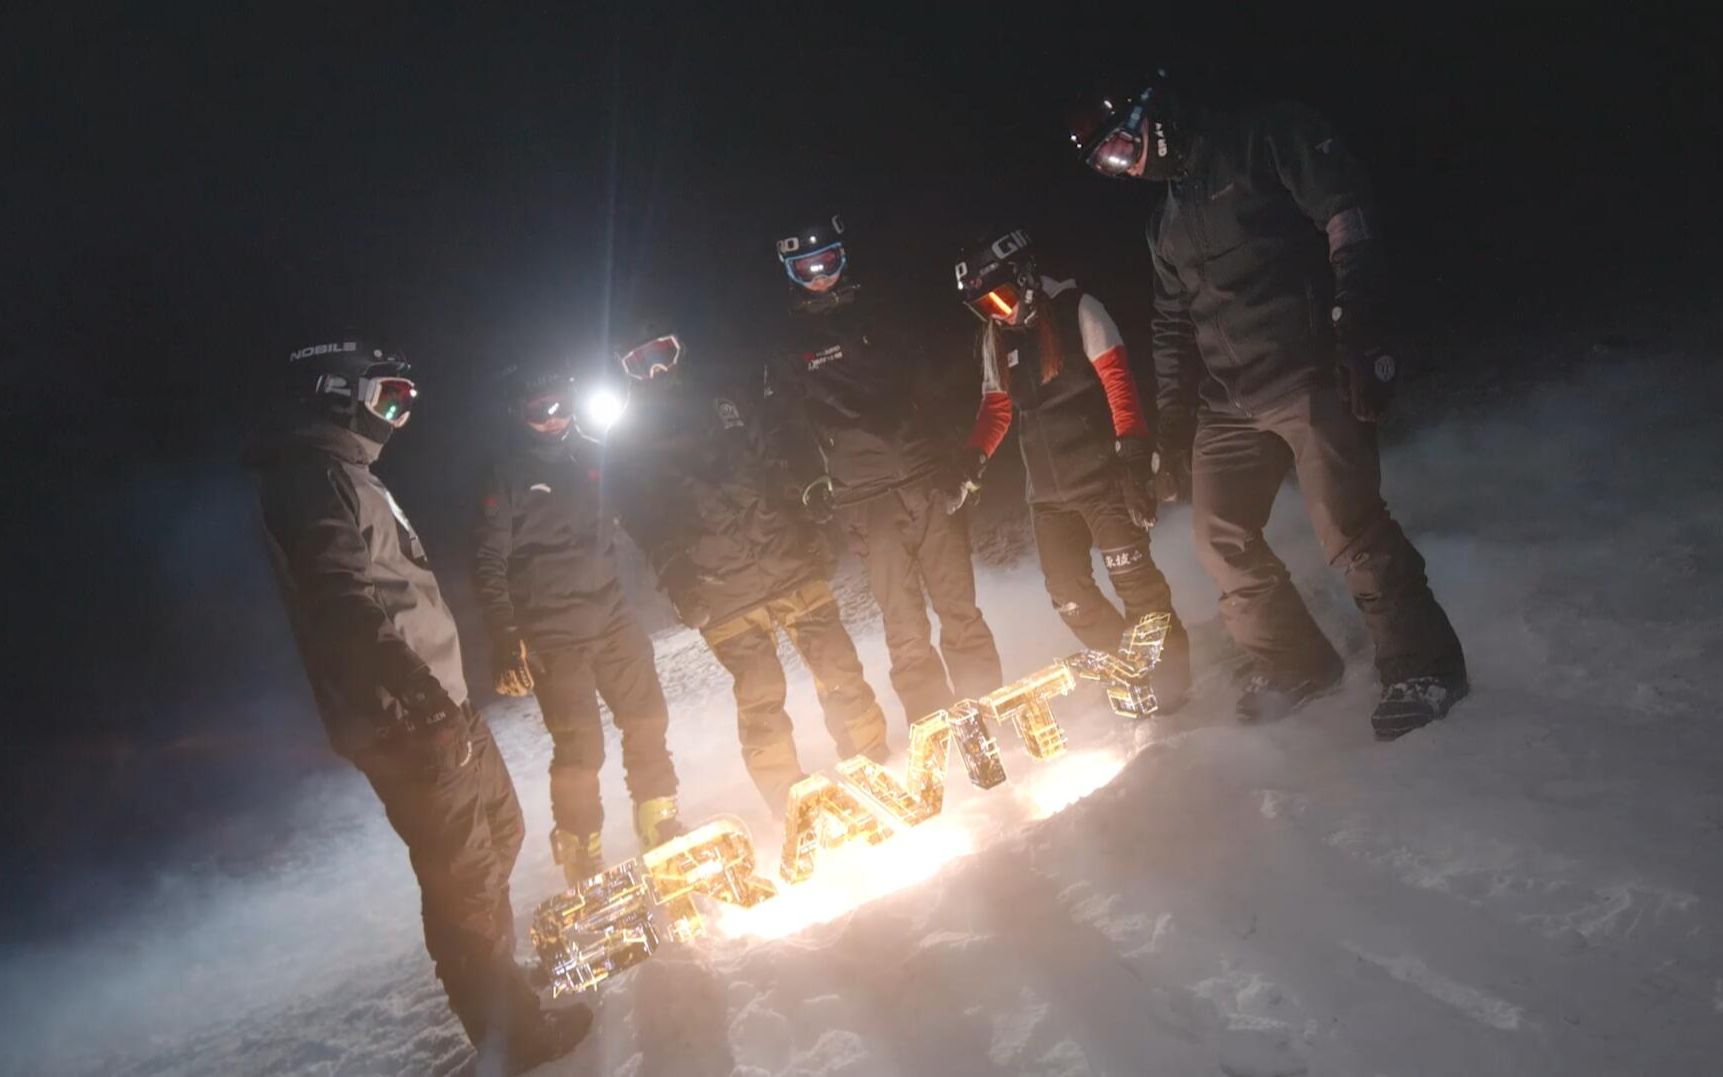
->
<box><xmin>531</xmin><ymin>613</ymin><xmax>1171</xmax><ymax>996</ymax></box>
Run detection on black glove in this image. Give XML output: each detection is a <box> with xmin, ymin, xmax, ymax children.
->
<box><xmin>658</xmin><ymin>553</ymin><xmax>713</xmax><ymax>631</ymax></box>
<box><xmin>1153</xmin><ymin>410</ymin><xmax>1193</xmax><ymax>504</ymax></box>
<box><xmin>490</xmin><ymin>630</ymin><xmax>535</xmax><ymax>697</ymax></box>
<box><xmin>398</xmin><ymin>677</ymin><xmax>473</xmax><ymax>774</ymax></box>
<box><xmin>800</xmin><ymin>476</ymin><xmax>836</xmax><ymax>525</ymax></box>
<box><xmin>1114</xmin><ymin>437</ymin><xmax>1158</xmax><ymax>530</ymax></box>
<box><xmin>1332</xmin><ymin>303</ymin><xmax>1396</xmax><ymax>423</ymax></box>
<box><xmin>932</xmin><ymin>448</ymin><xmax>987</xmax><ymax>515</ymax></box>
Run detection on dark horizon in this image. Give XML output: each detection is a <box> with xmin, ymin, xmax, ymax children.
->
<box><xmin>3</xmin><ymin>2</ymin><xmax>1717</xmax><ymax>936</ymax></box>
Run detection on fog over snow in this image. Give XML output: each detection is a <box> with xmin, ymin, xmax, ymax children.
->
<box><xmin>4</xmin><ymin>338</ymin><xmax>1721</xmax><ymax>1076</ymax></box>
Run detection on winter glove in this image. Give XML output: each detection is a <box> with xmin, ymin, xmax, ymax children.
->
<box><xmin>1331</xmin><ymin>303</ymin><xmax>1396</xmax><ymax>423</ymax></box>
<box><xmin>932</xmin><ymin>448</ymin><xmax>987</xmax><ymax>515</ymax></box>
<box><xmin>1153</xmin><ymin>410</ymin><xmax>1194</xmax><ymax>504</ymax></box>
<box><xmin>800</xmin><ymin>476</ymin><xmax>836</xmax><ymax>525</ymax></box>
<box><xmin>658</xmin><ymin>553</ymin><xmax>713</xmax><ymax>631</ymax></box>
<box><xmin>1114</xmin><ymin>437</ymin><xmax>1158</xmax><ymax>531</ymax></box>
<box><xmin>397</xmin><ymin>677</ymin><xmax>474</xmax><ymax>775</ymax></box>
<box><xmin>491</xmin><ymin>632</ymin><xmax>535</xmax><ymax>697</ymax></box>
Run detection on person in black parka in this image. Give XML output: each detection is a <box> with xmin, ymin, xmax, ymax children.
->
<box><xmin>768</xmin><ymin>214</ymin><xmax>1003</xmax><ymax>723</ymax></box>
<box><xmin>250</xmin><ymin>338</ymin><xmax>589</xmax><ymax>1072</ymax></box>
<box><xmin>473</xmin><ymin>360</ymin><xmax>682</xmax><ymax>884</ymax></box>
<box><xmin>1068</xmin><ymin>69</ymin><xmax>1467</xmax><ymax>738</ymax></box>
<box><xmin>603</xmin><ymin>329</ymin><xmax>889</xmax><ymax>813</ymax></box>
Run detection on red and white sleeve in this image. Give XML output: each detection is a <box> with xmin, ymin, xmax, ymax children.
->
<box><xmin>1078</xmin><ymin>293</ymin><xmax>1150</xmax><ymax>441</ymax></box>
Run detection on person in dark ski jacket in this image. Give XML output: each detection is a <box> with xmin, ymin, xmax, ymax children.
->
<box><xmin>249</xmin><ymin>338</ymin><xmax>589</xmax><ymax>1071</ymax></box>
<box><xmin>946</xmin><ymin>230</ymin><xmax>1192</xmax><ymax>708</ymax></box>
<box><xmin>472</xmin><ymin>361</ymin><xmax>682</xmax><ymax>884</ymax></box>
<box><xmin>768</xmin><ymin>214</ymin><xmax>1003</xmax><ymax>722</ymax></box>
<box><xmin>1069</xmin><ymin>70</ymin><xmax>1467</xmax><ymax>737</ymax></box>
<box><xmin>603</xmin><ymin>329</ymin><xmax>888</xmax><ymax>812</ymax></box>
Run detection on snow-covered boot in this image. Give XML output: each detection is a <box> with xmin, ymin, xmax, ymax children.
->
<box><xmin>550</xmin><ymin>828</ymin><xmax>603</xmax><ymax>888</ymax></box>
<box><xmin>634</xmin><ymin>796</ymin><xmax>686</xmax><ymax>852</ymax></box>
<box><xmin>1235</xmin><ymin>664</ymin><xmax>1342</xmax><ymax>724</ymax></box>
<box><xmin>1371</xmin><ymin>674</ymin><xmax>1470</xmax><ymax>741</ymax></box>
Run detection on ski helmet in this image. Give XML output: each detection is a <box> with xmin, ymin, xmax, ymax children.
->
<box><xmin>1067</xmin><ymin>69</ymin><xmax>1190</xmax><ymax>180</ymax></box>
<box><xmin>287</xmin><ymin>338</ymin><xmax>417</xmax><ymax>435</ymax></box>
<box><xmin>498</xmin><ymin>359</ymin><xmax>579</xmax><ymax>440</ymax></box>
<box><xmin>954</xmin><ymin>229</ymin><xmax>1038</xmax><ymax>325</ymax></box>
<box><xmin>775</xmin><ymin>214</ymin><xmax>847</xmax><ymax>291</ymax></box>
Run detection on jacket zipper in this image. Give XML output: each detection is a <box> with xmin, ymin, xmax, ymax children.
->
<box><xmin>1175</xmin><ymin>175</ymin><xmax>1251</xmax><ymax>417</ymax></box>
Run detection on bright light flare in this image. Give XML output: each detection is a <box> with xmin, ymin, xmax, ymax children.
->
<box><xmin>582</xmin><ymin>386</ymin><xmax>627</xmax><ymax>435</ymax></box>
<box><xmin>713</xmin><ymin>821</ymin><xmax>976</xmax><ymax>941</ymax></box>
<box><xmin>1013</xmin><ymin>749</ymin><xmax>1128</xmax><ymax>820</ymax></box>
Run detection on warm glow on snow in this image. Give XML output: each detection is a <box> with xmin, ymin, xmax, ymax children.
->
<box><xmin>714</xmin><ymin>820</ymin><xmax>976</xmax><ymax>940</ymax></box>
<box><xmin>1013</xmin><ymin>748</ymin><xmax>1128</xmax><ymax>820</ymax></box>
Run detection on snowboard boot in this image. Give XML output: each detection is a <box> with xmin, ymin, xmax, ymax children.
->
<box><xmin>1371</xmin><ymin>673</ymin><xmax>1470</xmax><ymax>741</ymax></box>
<box><xmin>1150</xmin><ymin>618</ymin><xmax>1192</xmax><ymax>714</ymax></box>
<box><xmin>634</xmin><ymin>796</ymin><xmax>686</xmax><ymax>852</ymax></box>
<box><xmin>1235</xmin><ymin>663</ymin><xmax>1342</xmax><ymax>724</ymax></box>
<box><xmin>497</xmin><ymin>1002</ymin><xmax>594</xmax><ymax>1075</ymax></box>
<box><xmin>550</xmin><ymin>828</ymin><xmax>603</xmax><ymax>889</ymax></box>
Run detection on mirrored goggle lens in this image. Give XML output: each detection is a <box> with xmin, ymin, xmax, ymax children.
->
<box><xmin>967</xmin><ymin>283</ymin><xmax>1022</xmax><ymax>321</ymax></box>
<box><xmin>1086</xmin><ymin>127</ymin><xmax>1142</xmax><ymax>175</ymax></box>
<box><xmin>786</xmin><ymin>243</ymin><xmax>845</xmax><ymax>284</ymax></box>
<box><xmin>366</xmin><ymin>377</ymin><xmax>418</xmax><ymax>426</ymax></box>
<box><xmin>620</xmin><ymin>335</ymin><xmax>682</xmax><ymax>380</ymax></box>
<box><xmin>522</xmin><ymin>392</ymin><xmax>574</xmax><ymax>425</ymax></box>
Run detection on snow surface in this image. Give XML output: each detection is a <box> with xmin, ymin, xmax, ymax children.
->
<box><xmin>5</xmin><ymin>350</ymin><xmax>1723</xmax><ymax>1076</ymax></box>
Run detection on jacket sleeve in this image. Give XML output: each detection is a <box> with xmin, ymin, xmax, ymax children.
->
<box><xmin>1149</xmin><ymin>231</ymin><xmax>1202</xmax><ymax>420</ymax></box>
<box><xmin>259</xmin><ymin>458</ymin><xmax>438</xmax><ymax>704</ymax></box>
<box><xmin>1262</xmin><ymin>101</ymin><xmax>1386</xmax><ymax>316</ymax></box>
<box><xmin>965</xmin><ymin>329</ymin><xmax>1014</xmax><ymax>458</ymax></box>
<box><xmin>1076</xmin><ymin>293</ymin><xmax>1151</xmax><ymax>440</ymax></box>
<box><xmin>470</xmin><ymin>462</ymin><xmax>517</xmax><ymax>644</ymax></box>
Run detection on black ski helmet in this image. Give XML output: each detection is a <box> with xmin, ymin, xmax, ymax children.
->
<box><xmin>954</xmin><ymin>228</ymin><xmax>1039</xmax><ymax>325</ymax></box>
<box><xmin>1067</xmin><ymin>69</ymin><xmax>1191</xmax><ymax>180</ymax></box>
<box><xmin>775</xmin><ymin>214</ymin><xmax>847</xmax><ymax>290</ymax></box>
<box><xmin>287</xmin><ymin>337</ymin><xmax>417</xmax><ymax>440</ymax></box>
<box><xmin>497</xmin><ymin>358</ymin><xmax>579</xmax><ymax>440</ymax></box>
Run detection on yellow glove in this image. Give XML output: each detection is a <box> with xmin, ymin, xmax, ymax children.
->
<box><xmin>492</xmin><ymin>636</ymin><xmax>535</xmax><ymax>697</ymax></box>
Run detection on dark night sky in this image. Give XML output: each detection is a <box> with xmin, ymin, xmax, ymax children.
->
<box><xmin>2</xmin><ymin>2</ymin><xmax>1717</xmax><ymax>931</ymax></box>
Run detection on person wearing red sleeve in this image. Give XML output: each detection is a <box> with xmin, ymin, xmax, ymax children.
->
<box><xmin>943</xmin><ymin>229</ymin><xmax>1191</xmax><ymax>710</ymax></box>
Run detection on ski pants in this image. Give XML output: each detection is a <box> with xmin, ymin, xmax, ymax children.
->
<box><xmin>1191</xmin><ymin>384</ymin><xmax>1465</xmax><ymax>684</ymax></box>
<box><xmin>1031</xmin><ymin>489</ymin><xmax>1184</xmax><ymax>655</ymax></box>
<box><xmin>531</xmin><ymin>602</ymin><xmax>677</xmax><ymax>839</ymax></box>
<box><xmin>351</xmin><ymin>709</ymin><xmax>539</xmax><ymax>1048</ymax></box>
<box><xmin>701</xmin><ymin>578</ymin><xmax>888</xmax><ymax>813</ymax></box>
<box><xmin>838</xmin><ymin>481</ymin><xmax>1003</xmax><ymax>723</ymax></box>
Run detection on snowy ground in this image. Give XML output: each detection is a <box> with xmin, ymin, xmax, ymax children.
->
<box><xmin>5</xmin><ymin>346</ymin><xmax>1722</xmax><ymax>1076</ymax></box>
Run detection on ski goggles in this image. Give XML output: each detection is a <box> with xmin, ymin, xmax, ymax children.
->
<box><xmin>360</xmin><ymin>374</ymin><xmax>417</xmax><ymax>427</ymax></box>
<box><xmin>781</xmin><ymin>242</ymin><xmax>846</xmax><ymax>288</ymax></box>
<box><xmin>521</xmin><ymin>389</ymin><xmax>575</xmax><ymax>427</ymax></box>
<box><xmin>619</xmin><ymin>334</ymin><xmax>682</xmax><ymax>380</ymax></box>
<box><xmin>965</xmin><ymin>281</ymin><xmax>1025</xmax><ymax>322</ymax></box>
<box><xmin>1084</xmin><ymin>124</ymin><xmax>1145</xmax><ymax>176</ymax></box>
<box><xmin>1068</xmin><ymin>91</ymin><xmax>1150</xmax><ymax>177</ymax></box>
